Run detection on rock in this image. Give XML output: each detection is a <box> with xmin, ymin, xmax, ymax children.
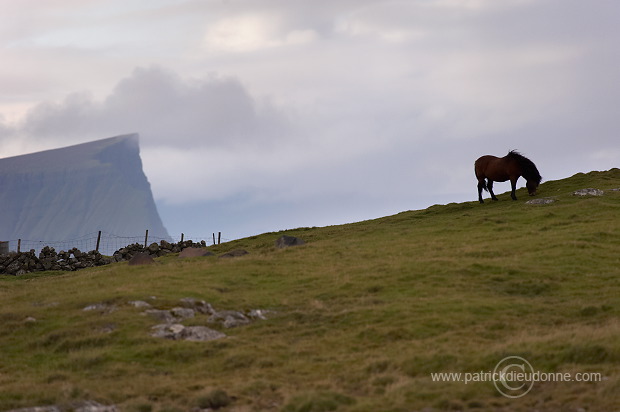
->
<box><xmin>72</xmin><ymin>401</ymin><xmax>118</xmax><ymax>412</ymax></box>
<box><xmin>209</xmin><ymin>310</ymin><xmax>250</xmax><ymax>328</ymax></box>
<box><xmin>24</xmin><ymin>316</ymin><xmax>37</xmax><ymax>323</ymax></box>
<box><xmin>127</xmin><ymin>252</ymin><xmax>155</xmax><ymax>266</ymax></box>
<box><xmin>144</xmin><ymin>307</ymin><xmax>194</xmax><ymax>323</ymax></box>
<box><xmin>219</xmin><ymin>249</ymin><xmax>249</xmax><ymax>258</ymax></box>
<box><xmin>151</xmin><ymin>324</ymin><xmax>226</xmax><ymax>342</ymax></box>
<box><xmin>275</xmin><ymin>235</ymin><xmax>305</xmax><ymax>248</ymax></box>
<box><xmin>144</xmin><ymin>309</ymin><xmax>177</xmax><ymax>324</ymax></box>
<box><xmin>147</xmin><ymin>242</ymin><xmax>160</xmax><ymax>254</ymax></box>
<box><xmin>526</xmin><ymin>198</ymin><xmax>556</xmax><ymax>204</ymax></box>
<box><xmin>179</xmin><ymin>247</ymin><xmax>215</xmax><ymax>258</ymax></box>
<box><xmin>170</xmin><ymin>307</ymin><xmax>195</xmax><ymax>320</ymax></box>
<box><xmin>180</xmin><ymin>298</ymin><xmax>215</xmax><ymax>315</ymax></box>
<box><xmin>5</xmin><ymin>402</ymin><xmax>117</xmax><ymax>412</ymax></box>
<box><xmin>83</xmin><ymin>303</ymin><xmax>115</xmax><ymax>313</ymax></box>
<box><xmin>573</xmin><ymin>188</ymin><xmax>604</xmax><ymax>196</ymax></box>
<box><xmin>128</xmin><ymin>300</ymin><xmax>152</xmax><ymax>308</ymax></box>
<box><xmin>1</xmin><ymin>237</ymin><xmax>221</xmax><ymax>275</ymax></box>
<box><xmin>151</xmin><ymin>323</ymin><xmax>186</xmax><ymax>340</ymax></box>
<box><xmin>247</xmin><ymin>309</ymin><xmax>271</xmax><ymax>320</ymax></box>
<box><xmin>181</xmin><ymin>326</ymin><xmax>227</xmax><ymax>342</ymax></box>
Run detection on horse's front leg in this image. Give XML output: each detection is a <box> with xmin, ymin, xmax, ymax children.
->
<box><xmin>487</xmin><ymin>181</ymin><xmax>499</xmax><ymax>201</ymax></box>
<box><xmin>510</xmin><ymin>178</ymin><xmax>518</xmax><ymax>200</ymax></box>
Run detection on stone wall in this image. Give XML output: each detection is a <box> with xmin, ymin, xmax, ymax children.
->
<box><xmin>0</xmin><ymin>240</ymin><xmax>206</xmax><ymax>276</ymax></box>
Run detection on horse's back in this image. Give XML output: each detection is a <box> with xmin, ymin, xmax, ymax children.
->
<box><xmin>475</xmin><ymin>154</ymin><xmax>514</xmax><ymax>182</ymax></box>
<box><xmin>474</xmin><ymin>155</ymin><xmax>498</xmax><ymax>177</ymax></box>
<box><xmin>475</xmin><ymin>155</ymin><xmax>498</xmax><ymax>166</ymax></box>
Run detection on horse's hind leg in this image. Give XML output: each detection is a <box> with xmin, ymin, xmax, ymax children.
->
<box><xmin>487</xmin><ymin>181</ymin><xmax>499</xmax><ymax>201</ymax></box>
<box><xmin>477</xmin><ymin>180</ymin><xmax>485</xmax><ymax>203</ymax></box>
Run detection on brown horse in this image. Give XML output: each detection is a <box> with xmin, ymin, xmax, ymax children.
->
<box><xmin>474</xmin><ymin>150</ymin><xmax>542</xmax><ymax>203</ymax></box>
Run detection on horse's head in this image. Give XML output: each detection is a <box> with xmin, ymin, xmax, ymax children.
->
<box><xmin>526</xmin><ymin>180</ymin><xmax>539</xmax><ymax>196</ymax></box>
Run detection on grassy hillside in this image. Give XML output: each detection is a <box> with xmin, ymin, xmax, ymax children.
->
<box><xmin>1</xmin><ymin>169</ymin><xmax>620</xmax><ymax>411</ymax></box>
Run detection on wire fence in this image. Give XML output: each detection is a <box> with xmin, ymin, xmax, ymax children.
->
<box><xmin>1</xmin><ymin>231</ymin><xmax>230</xmax><ymax>257</ymax></box>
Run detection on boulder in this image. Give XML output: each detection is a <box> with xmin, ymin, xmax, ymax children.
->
<box><xmin>179</xmin><ymin>247</ymin><xmax>215</xmax><ymax>258</ymax></box>
<box><xmin>151</xmin><ymin>323</ymin><xmax>186</xmax><ymax>340</ymax></box>
<box><xmin>573</xmin><ymin>188</ymin><xmax>604</xmax><ymax>196</ymax></box>
<box><xmin>275</xmin><ymin>235</ymin><xmax>305</xmax><ymax>248</ymax></box>
<box><xmin>83</xmin><ymin>303</ymin><xmax>116</xmax><ymax>313</ymax></box>
<box><xmin>219</xmin><ymin>249</ymin><xmax>249</xmax><ymax>258</ymax></box>
<box><xmin>247</xmin><ymin>309</ymin><xmax>271</xmax><ymax>320</ymax></box>
<box><xmin>526</xmin><ymin>198</ymin><xmax>557</xmax><ymax>205</ymax></box>
<box><xmin>180</xmin><ymin>297</ymin><xmax>215</xmax><ymax>315</ymax></box>
<box><xmin>209</xmin><ymin>310</ymin><xmax>250</xmax><ymax>328</ymax></box>
<box><xmin>144</xmin><ymin>307</ymin><xmax>195</xmax><ymax>323</ymax></box>
<box><xmin>5</xmin><ymin>402</ymin><xmax>117</xmax><ymax>412</ymax></box>
<box><xmin>144</xmin><ymin>309</ymin><xmax>177</xmax><ymax>324</ymax></box>
<box><xmin>128</xmin><ymin>300</ymin><xmax>152</xmax><ymax>308</ymax></box>
<box><xmin>147</xmin><ymin>242</ymin><xmax>160</xmax><ymax>254</ymax></box>
<box><xmin>170</xmin><ymin>307</ymin><xmax>195</xmax><ymax>320</ymax></box>
<box><xmin>181</xmin><ymin>326</ymin><xmax>227</xmax><ymax>342</ymax></box>
<box><xmin>127</xmin><ymin>252</ymin><xmax>154</xmax><ymax>266</ymax></box>
<box><xmin>151</xmin><ymin>324</ymin><xmax>225</xmax><ymax>342</ymax></box>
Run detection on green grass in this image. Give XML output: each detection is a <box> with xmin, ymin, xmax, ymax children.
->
<box><xmin>1</xmin><ymin>169</ymin><xmax>620</xmax><ymax>411</ymax></box>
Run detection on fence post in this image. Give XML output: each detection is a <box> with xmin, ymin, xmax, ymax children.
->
<box><xmin>144</xmin><ymin>230</ymin><xmax>149</xmax><ymax>247</ymax></box>
<box><xmin>17</xmin><ymin>239</ymin><xmax>21</xmax><ymax>253</ymax></box>
<box><xmin>213</xmin><ymin>233</ymin><xmax>216</xmax><ymax>245</ymax></box>
<box><xmin>96</xmin><ymin>231</ymin><xmax>102</xmax><ymax>252</ymax></box>
<box><xmin>180</xmin><ymin>233</ymin><xmax>184</xmax><ymax>243</ymax></box>
<box><xmin>218</xmin><ymin>232</ymin><xmax>221</xmax><ymax>245</ymax></box>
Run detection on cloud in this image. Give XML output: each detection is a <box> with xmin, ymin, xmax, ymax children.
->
<box><xmin>7</xmin><ymin>66</ymin><xmax>293</xmax><ymax>151</ymax></box>
<box><xmin>204</xmin><ymin>13</ymin><xmax>318</xmax><ymax>53</ymax></box>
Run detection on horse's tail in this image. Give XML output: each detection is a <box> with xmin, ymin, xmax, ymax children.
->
<box><xmin>479</xmin><ymin>179</ymin><xmax>489</xmax><ymax>192</ymax></box>
<box><xmin>474</xmin><ymin>165</ymin><xmax>489</xmax><ymax>192</ymax></box>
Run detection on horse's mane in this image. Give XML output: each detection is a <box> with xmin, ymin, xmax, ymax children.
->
<box><xmin>506</xmin><ymin>150</ymin><xmax>542</xmax><ymax>184</ymax></box>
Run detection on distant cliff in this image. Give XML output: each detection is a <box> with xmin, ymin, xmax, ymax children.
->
<box><xmin>0</xmin><ymin>134</ymin><xmax>169</xmax><ymax>241</ymax></box>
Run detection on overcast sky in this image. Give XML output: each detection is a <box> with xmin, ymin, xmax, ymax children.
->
<box><xmin>1</xmin><ymin>0</ymin><xmax>619</xmax><ymax>240</ymax></box>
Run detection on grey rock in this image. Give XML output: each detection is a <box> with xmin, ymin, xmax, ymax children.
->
<box><xmin>180</xmin><ymin>298</ymin><xmax>215</xmax><ymax>315</ymax></box>
<box><xmin>151</xmin><ymin>324</ymin><xmax>225</xmax><ymax>342</ymax></box>
<box><xmin>275</xmin><ymin>235</ymin><xmax>305</xmax><ymax>248</ymax></box>
<box><xmin>573</xmin><ymin>188</ymin><xmax>604</xmax><ymax>196</ymax></box>
<box><xmin>209</xmin><ymin>310</ymin><xmax>250</xmax><ymax>328</ymax></box>
<box><xmin>219</xmin><ymin>249</ymin><xmax>249</xmax><ymax>258</ymax></box>
<box><xmin>128</xmin><ymin>300</ymin><xmax>152</xmax><ymax>308</ymax></box>
<box><xmin>171</xmin><ymin>307</ymin><xmax>195</xmax><ymax>320</ymax></box>
<box><xmin>525</xmin><ymin>198</ymin><xmax>556</xmax><ymax>205</ymax></box>
<box><xmin>147</xmin><ymin>243</ymin><xmax>160</xmax><ymax>254</ymax></box>
<box><xmin>144</xmin><ymin>309</ymin><xmax>176</xmax><ymax>324</ymax></box>
<box><xmin>127</xmin><ymin>252</ymin><xmax>155</xmax><ymax>266</ymax></box>
<box><xmin>83</xmin><ymin>303</ymin><xmax>115</xmax><ymax>313</ymax></box>
<box><xmin>179</xmin><ymin>247</ymin><xmax>215</xmax><ymax>258</ymax></box>
<box><xmin>5</xmin><ymin>402</ymin><xmax>117</xmax><ymax>412</ymax></box>
<box><xmin>247</xmin><ymin>309</ymin><xmax>271</xmax><ymax>320</ymax></box>
<box><xmin>74</xmin><ymin>401</ymin><xmax>119</xmax><ymax>412</ymax></box>
<box><xmin>181</xmin><ymin>326</ymin><xmax>226</xmax><ymax>342</ymax></box>
<box><xmin>151</xmin><ymin>323</ymin><xmax>186</xmax><ymax>339</ymax></box>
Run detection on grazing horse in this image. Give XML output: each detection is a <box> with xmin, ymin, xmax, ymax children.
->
<box><xmin>474</xmin><ymin>150</ymin><xmax>542</xmax><ymax>203</ymax></box>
